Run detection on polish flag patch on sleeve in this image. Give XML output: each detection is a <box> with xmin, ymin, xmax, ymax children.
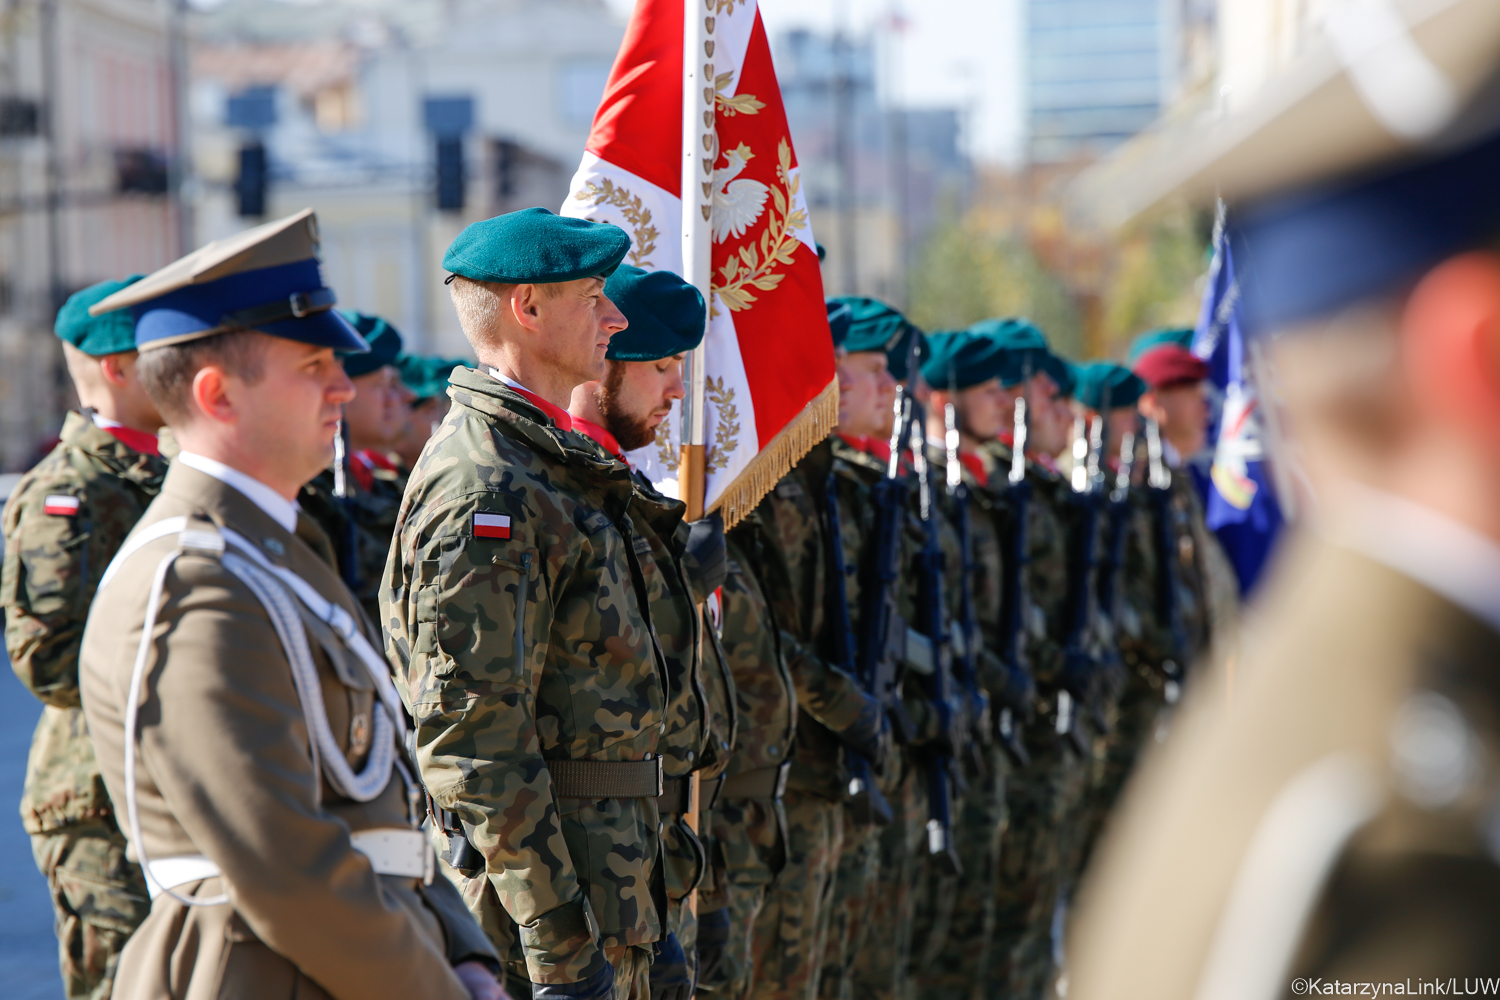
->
<box><xmin>473</xmin><ymin>512</ymin><xmax>512</xmax><ymax>539</ymax></box>
<box><xmin>43</xmin><ymin>495</ymin><xmax>80</xmax><ymax>516</ymax></box>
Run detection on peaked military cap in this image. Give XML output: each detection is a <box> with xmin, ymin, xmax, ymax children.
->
<box><xmin>55</xmin><ymin>276</ymin><xmax>143</xmax><ymax>356</ymax></box>
<box><xmin>603</xmin><ymin>266</ymin><xmax>705</xmax><ymax>362</ymax></box>
<box><xmin>922</xmin><ymin>330</ymin><xmax>1015</xmax><ymax>390</ymax></box>
<box><xmin>1076</xmin><ymin>0</ymin><xmax>1500</xmax><ymax>336</ymax></box>
<box><xmin>339</xmin><ymin>311</ymin><xmax>404</xmax><ymax>377</ymax></box>
<box><xmin>827</xmin><ymin>299</ymin><xmax>853</xmax><ymax>348</ymax></box>
<box><xmin>1126</xmin><ymin>327</ymin><xmax>1194</xmax><ymax>364</ymax></box>
<box><xmin>89</xmin><ymin>209</ymin><xmax>367</xmax><ymax>354</ymax></box>
<box><xmin>443</xmin><ymin>207</ymin><xmax>630</xmax><ymax>285</ymax></box>
<box><xmin>1075</xmin><ymin>362</ymin><xmax>1147</xmax><ymax>412</ymax></box>
<box><xmin>832</xmin><ymin>296</ymin><xmax>924</xmax><ymax>380</ymax></box>
<box><xmin>396</xmin><ymin>353</ymin><xmax>467</xmax><ymax>401</ymax></box>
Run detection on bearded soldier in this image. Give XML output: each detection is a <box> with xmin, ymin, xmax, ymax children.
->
<box><xmin>3</xmin><ymin>278</ymin><xmax>162</xmax><ymax>999</ymax></box>
<box><xmin>78</xmin><ymin>209</ymin><xmax>501</xmax><ymax>999</ymax></box>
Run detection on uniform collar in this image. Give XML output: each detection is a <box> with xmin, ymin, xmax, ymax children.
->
<box><xmin>571</xmin><ymin>414</ymin><xmax>627</xmax><ymax>463</ymax></box>
<box><xmin>176</xmin><ymin>451</ymin><xmax>300</xmax><ymax>533</ymax></box>
<box><xmin>89</xmin><ymin>411</ymin><xmax>160</xmax><ymax>457</ymax></box>
<box><xmin>1326</xmin><ymin>481</ymin><xmax>1500</xmax><ymax>639</ymax></box>
<box><xmin>58</xmin><ymin>410</ymin><xmax>165</xmax><ymax>484</ymax></box>
<box><xmin>483</xmin><ymin>367</ymin><xmax>574</xmax><ymax>433</ymax></box>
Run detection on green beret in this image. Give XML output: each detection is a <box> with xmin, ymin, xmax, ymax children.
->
<box><xmin>968</xmin><ymin>316</ymin><xmax>1052</xmax><ymax>386</ymax></box>
<box><xmin>396</xmin><ymin>353</ymin><xmax>468</xmax><ymax>401</ymax></box>
<box><xmin>443</xmin><ymin>207</ymin><xmax>630</xmax><ymax>285</ymax></box>
<box><xmin>832</xmin><ymin>296</ymin><xmax>924</xmax><ymax>380</ymax></box>
<box><xmin>1126</xmin><ymin>327</ymin><xmax>1194</xmax><ymax>364</ymax></box>
<box><xmin>1047</xmin><ymin>355</ymin><xmax>1077</xmax><ymax>398</ymax></box>
<box><xmin>1074</xmin><ymin>362</ymin><xmax>1146</xmax><ymax>412</ymax></box>
<box><xmin>603</xmin><ymin>266</ymin><xmax>705</xmax><ymax>362</ymax></box>
<box><xmin>55</xmin><ymin>277</ymin><xmax>143</xmax><ymax>356</ymax></box>
<box><xmin>921</xmin><ymin>331</ymin><xmax>1012</xmax><ymax>390</ymax></box>
<box><xmin>339</xmin><ymin>311</ymin><xmax>404</xmax><ymax>377</ymax></box>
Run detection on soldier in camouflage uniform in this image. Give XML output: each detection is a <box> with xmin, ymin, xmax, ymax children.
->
<box><xmin>301</xmin><ymin>311</ymin><xmax>414</xmax><ymax>622</ymax></box>
<box><xmin>971</xmin><ymin>320</ymin><xmax>1090</xmax><ymax>1000</ymax></box>
<box><xmin>696</xmin><ymin>520</ymin><xmax>798</xmax><ymax>999</ymax></box>
<box><xmin>910</xmin><ymin>331</ymin><xmax>1037</xmax><ymax>1000</ymax></box>
<box><xmin>2</xmin><ymin>278</ymin><xmax>162</xmax><ymax>1000</ymax></box>
<box><xmin>567</xmin><ymin>266</ymin><xmax>738</xmax><ymax>994</ymax></box>
<box><xmin>382</xmin><ymin>210</ymin><xmax>673</xmax><ymax>1000</ymax></box>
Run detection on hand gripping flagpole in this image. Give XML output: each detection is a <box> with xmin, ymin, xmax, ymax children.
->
<box><xmin>679</xmin><ymin>0</ymin><xmax>716</xmax><ymax>933</ymax></box>
<box><xmin>680</xmin><ymin>0</ymin><xmax>715</xmax><ymax>524</ymax></box>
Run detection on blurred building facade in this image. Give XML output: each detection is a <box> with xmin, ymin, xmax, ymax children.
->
<box><xmin>189</xmin><ymin>0</ymin><xmax>623</xmax><ymax>357</ymax></box>
<box><xmin>773</xmin><ymin>27</ymin><xmax>971</xmax><ymax>304</ymax></box>
<box><xmin>0</xmin><ymin>0</ymin><xmax>186</xmax><ymax>471</ymax></box>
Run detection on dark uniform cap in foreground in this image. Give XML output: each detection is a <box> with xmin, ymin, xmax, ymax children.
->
<box><xmin>87</xmin><ymin>209</ymin><xmax>366</xmax><ymax>354</ymax></box>
<box><xmin>442</xmin><ymin>207</ymin><xmax>631</xmax><ymax>285</ymax></box>
<box><xmin>602</xmin><ymin>265</ymin><xmax>706</xmax><ymax>361</ymax></box>
<box><xmin>338</xmin><ymin>311</ymin><xmax>404</xmax><ymax>377</ymax></box>
<box><xmin>1126</xmin><ymin>327</ymin><xmax>1193</xmax><ymax>364</ymax></box>
<box><xmin>832</xmin><ymin>295</ymin><xmax>925</xmax><ymax>380</ymax></box>
<box><xmin>1074</xmin><ymin>361</ymin><xmax>1147</xmax><ymax>412</ymax></box>
<box><xmin>1132</xmin><ymin>344</ymin><xmax>1209</xmax><ymax>390</ymax></box>
<box><xmin>395</xmin><ymin>353</ymin><xmax>467</xmax><ymax>401</ymax></box>
<box><xmin>54</xmin><ymin>277</ymin><xmax>143</xmax><ymax>356</ymax></box>
<box><xmin>921</xmin><ymin>330</ymin><xmax>1025</xmax><ymax>390</ymax></box>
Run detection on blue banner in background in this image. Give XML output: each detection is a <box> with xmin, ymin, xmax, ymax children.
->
<box><xmin>1190</xmin><ymin>210</ymin><xmax>1283</xmax><ymax>596</ymax></box>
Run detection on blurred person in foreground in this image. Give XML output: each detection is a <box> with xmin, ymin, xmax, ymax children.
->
<box><xmin>78</xmin><ymin>210</ymin><xmax>502</xmax><ymax>1000</ymax></box>
<box><xmin>3</xmin><ymin>278</ymin><xmax>161</xmax><ymax>999</ymax></box>
<box><xmin>1069</xmin><ymin>6</ymin><xmax>1500</xmax><ymax>997</ymax></box>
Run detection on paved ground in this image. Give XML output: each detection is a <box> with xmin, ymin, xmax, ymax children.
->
<box><xmin>0</xmin><ymin>658</ymin><xmax>66</xmax><ymax>1000</ymax></box>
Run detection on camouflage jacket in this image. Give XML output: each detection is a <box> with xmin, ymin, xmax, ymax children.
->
<box><xmin>301</xmin><ymin>456</ymin><xmax>406</xmax><ymax>624</ymax></box>
<box><xmin>753</xmin><ymin>438</ymin><xmax>889</xmax><ymax>801</ymax></box>
<box><xmin>2</xmin><ymin>410</ymin><xmax>166</xmax><ymax>834</ymax></box>
<box><xmin>381</xmin><ymin>368</ymin><xmax>667</xmax><ymax>985</ymax></box>
<box><xmin>717</xmin><ymin>523</ymin><xmax>797</xmax><ymax>781</ymax></box>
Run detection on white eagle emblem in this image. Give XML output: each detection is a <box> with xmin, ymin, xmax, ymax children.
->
<box><xmin>712</xmin><ymin>143</ymin><xmax>770</xmax><ymax>244</ymax></box>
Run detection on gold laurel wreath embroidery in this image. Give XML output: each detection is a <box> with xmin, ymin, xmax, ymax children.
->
<box><xmin>714</xmin><ymin>72</ymin><xmax>765</xmax><ymax>117</ymax></box>
<box><xmin>712</xmin><ymin>0</ymin><xmax>747</xmax><ymax>14</ymax></box>
<box><xmin>705</xmin><ymin>377</ymin><xmax>739</xmax><ymax>473</ymax></box>
<box><xmin>573</xmin><ymin>179</ymin><xmax>659</xmax><ymax>267</ymax></box>
<box><xmin>711</xmin><ymin>138</ymin><xmax>805</xmax><ymax>317</ymax></box>
<box><xmin>655</xmin><ymin>419</ymin><xmax>679</xmax><ymax>474</ymax></box>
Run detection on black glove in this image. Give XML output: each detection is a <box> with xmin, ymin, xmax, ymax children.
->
<box><xmin>649</xmin><ymin>931</ymin><xmax>693</xmax><ymax>1000</ymax></box>
<box><xmin>685</xmin><ymin>511</ymin><xmax>728</xmax><ymax>596</ymax></box>
<box><xmin>532</xmin><ymin>962</ymin><xmax>615</xmax><ymax>1000</ymax></box>
<box><xmin>695</xmin><ymin>907</ymin><xmax>733</xmax><ymax>990</ymax></box>
<box><xmin>998</xmin><ymin>660</ymin><xmax>1037</xmax><ymax>723</ymax></box>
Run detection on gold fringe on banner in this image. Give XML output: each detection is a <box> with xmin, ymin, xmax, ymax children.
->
<box><xmin>709</xmin><ymin>376</ymin><xmax>840</xmax><ymax>529</ymax></box>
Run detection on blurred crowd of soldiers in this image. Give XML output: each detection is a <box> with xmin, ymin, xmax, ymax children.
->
<box><xmin>0</xmin><ymin>200</ymin><xmax>1238</xmax><ymax>1000</ymax></box>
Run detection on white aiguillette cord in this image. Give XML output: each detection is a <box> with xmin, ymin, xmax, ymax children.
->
<box><xmin>103</xmin><ymin>517</ymin><xmax>414</xmax><ymax>907</ymax></box>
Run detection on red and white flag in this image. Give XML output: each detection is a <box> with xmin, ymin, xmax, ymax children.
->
<box><xmin>562</xmin><ymin>0</ymin><xmax>837</xmax><ymax>524</ymax></box>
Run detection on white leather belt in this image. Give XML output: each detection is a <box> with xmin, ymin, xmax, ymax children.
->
<box><xmin>145</xmin><ymin>828</ymin><xmax>432</xmax><ymax>899</ymax></box>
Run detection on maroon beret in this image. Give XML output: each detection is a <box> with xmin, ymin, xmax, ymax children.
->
<box><xmin>1132</xmin><ymin>344</ymin><xmax>1208</xmax><ymax>390</ymax></box>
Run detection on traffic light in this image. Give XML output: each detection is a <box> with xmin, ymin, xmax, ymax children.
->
<box><xmin>435</xmin><ymin>136</ymin><xmax>464</xmax><ymax>212</ymax></box>
<box><xmin>236</xmin><ymin>142</ymin><xmax>267</xmax><ymax>218</ymax></box>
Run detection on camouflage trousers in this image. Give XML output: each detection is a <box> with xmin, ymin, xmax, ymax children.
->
<box><xmin>848</xmin><ymin>764</ymin><xmax>928</xmax><ymax>1000</ymax></box>
<box><xmin>702</xmin><ymin>796</ymin><xmax>784</xmax><ymax>998</ymax></box>
<box><xmin>987</xmin><ymin>707</ymin><xmax>1089</xmax><ymax>1000</ymax></box>
<box><xmin>662</xmin><ymin>815</ymin><xmax>708</xmax><ymax>977</ymax></box>
<box><xmin>1072</xmin><ymin>667</ymin><xmax>1169</xmax><ymax>879</ymax></box>
<box><xmin>816</xmin><ymin>815</ymin><xmax>879</xmax><ymax>1000</ymax></box>
<box><xmin>752</xmin><ymin>790</ymin><xmax>843</xmax><ymax>1000</ymax></box>
<box><xmin>30</xmin><ymin>819</ymin><xmax>150</xmax><ymax>1000</ymax></box>
<box><xmin>909</xmin><ymin>743</ymin><xmax>1009</xmax><ymax>1000</ymax></box>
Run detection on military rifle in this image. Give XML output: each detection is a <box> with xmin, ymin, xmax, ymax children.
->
<box><xmin>332</xmin><ymin>416</ymin><xmax>363</xmax><ymax>592</ymax></box>
<box><xmin>823</xmin><ymin>466</ymin><xmax>894</xmax><ymax>827</ymax></box>
<box><xmin>943</xmin><ymin>402</ymin><xmax>995</xmax><ymax>772</ymax></box>
<box><xmin>1096</xmin><ymin>421</ymin><xmax>1137</xmax><ymax>621</ymax></box>
<box><xmin>1057</xmin><ymin>410</ymin><xmax>1107</xmax><ymax>757</ymax></box>
<box><xmin>1144</xmin><ymin>417</ymin><xmax>1187</xmax><ymax>703</ymax></box>
<box><xmin>995</xmin><ymin>389</ymin><xmax>1034</xmax><ymax>766</ymax></box>
<box><xmin>857</xmin><ymin>387</ymin><xmax>917</xmax><ymax>747</ymax></box>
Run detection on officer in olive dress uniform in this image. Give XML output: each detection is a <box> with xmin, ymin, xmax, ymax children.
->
<box><xmin>1069</xmin><ymin>5</ymin><xmax>1500</xmax><ymax>997</ymax></box>
<box><xmin>77</xmin><ymin>209</ymin><xmax>501</xmax><ymax>999</ymax></box>
<box><xmin>3</xmin><ymin>278</ymin><xmax>161</xmax><ymax>999</ymax></box>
